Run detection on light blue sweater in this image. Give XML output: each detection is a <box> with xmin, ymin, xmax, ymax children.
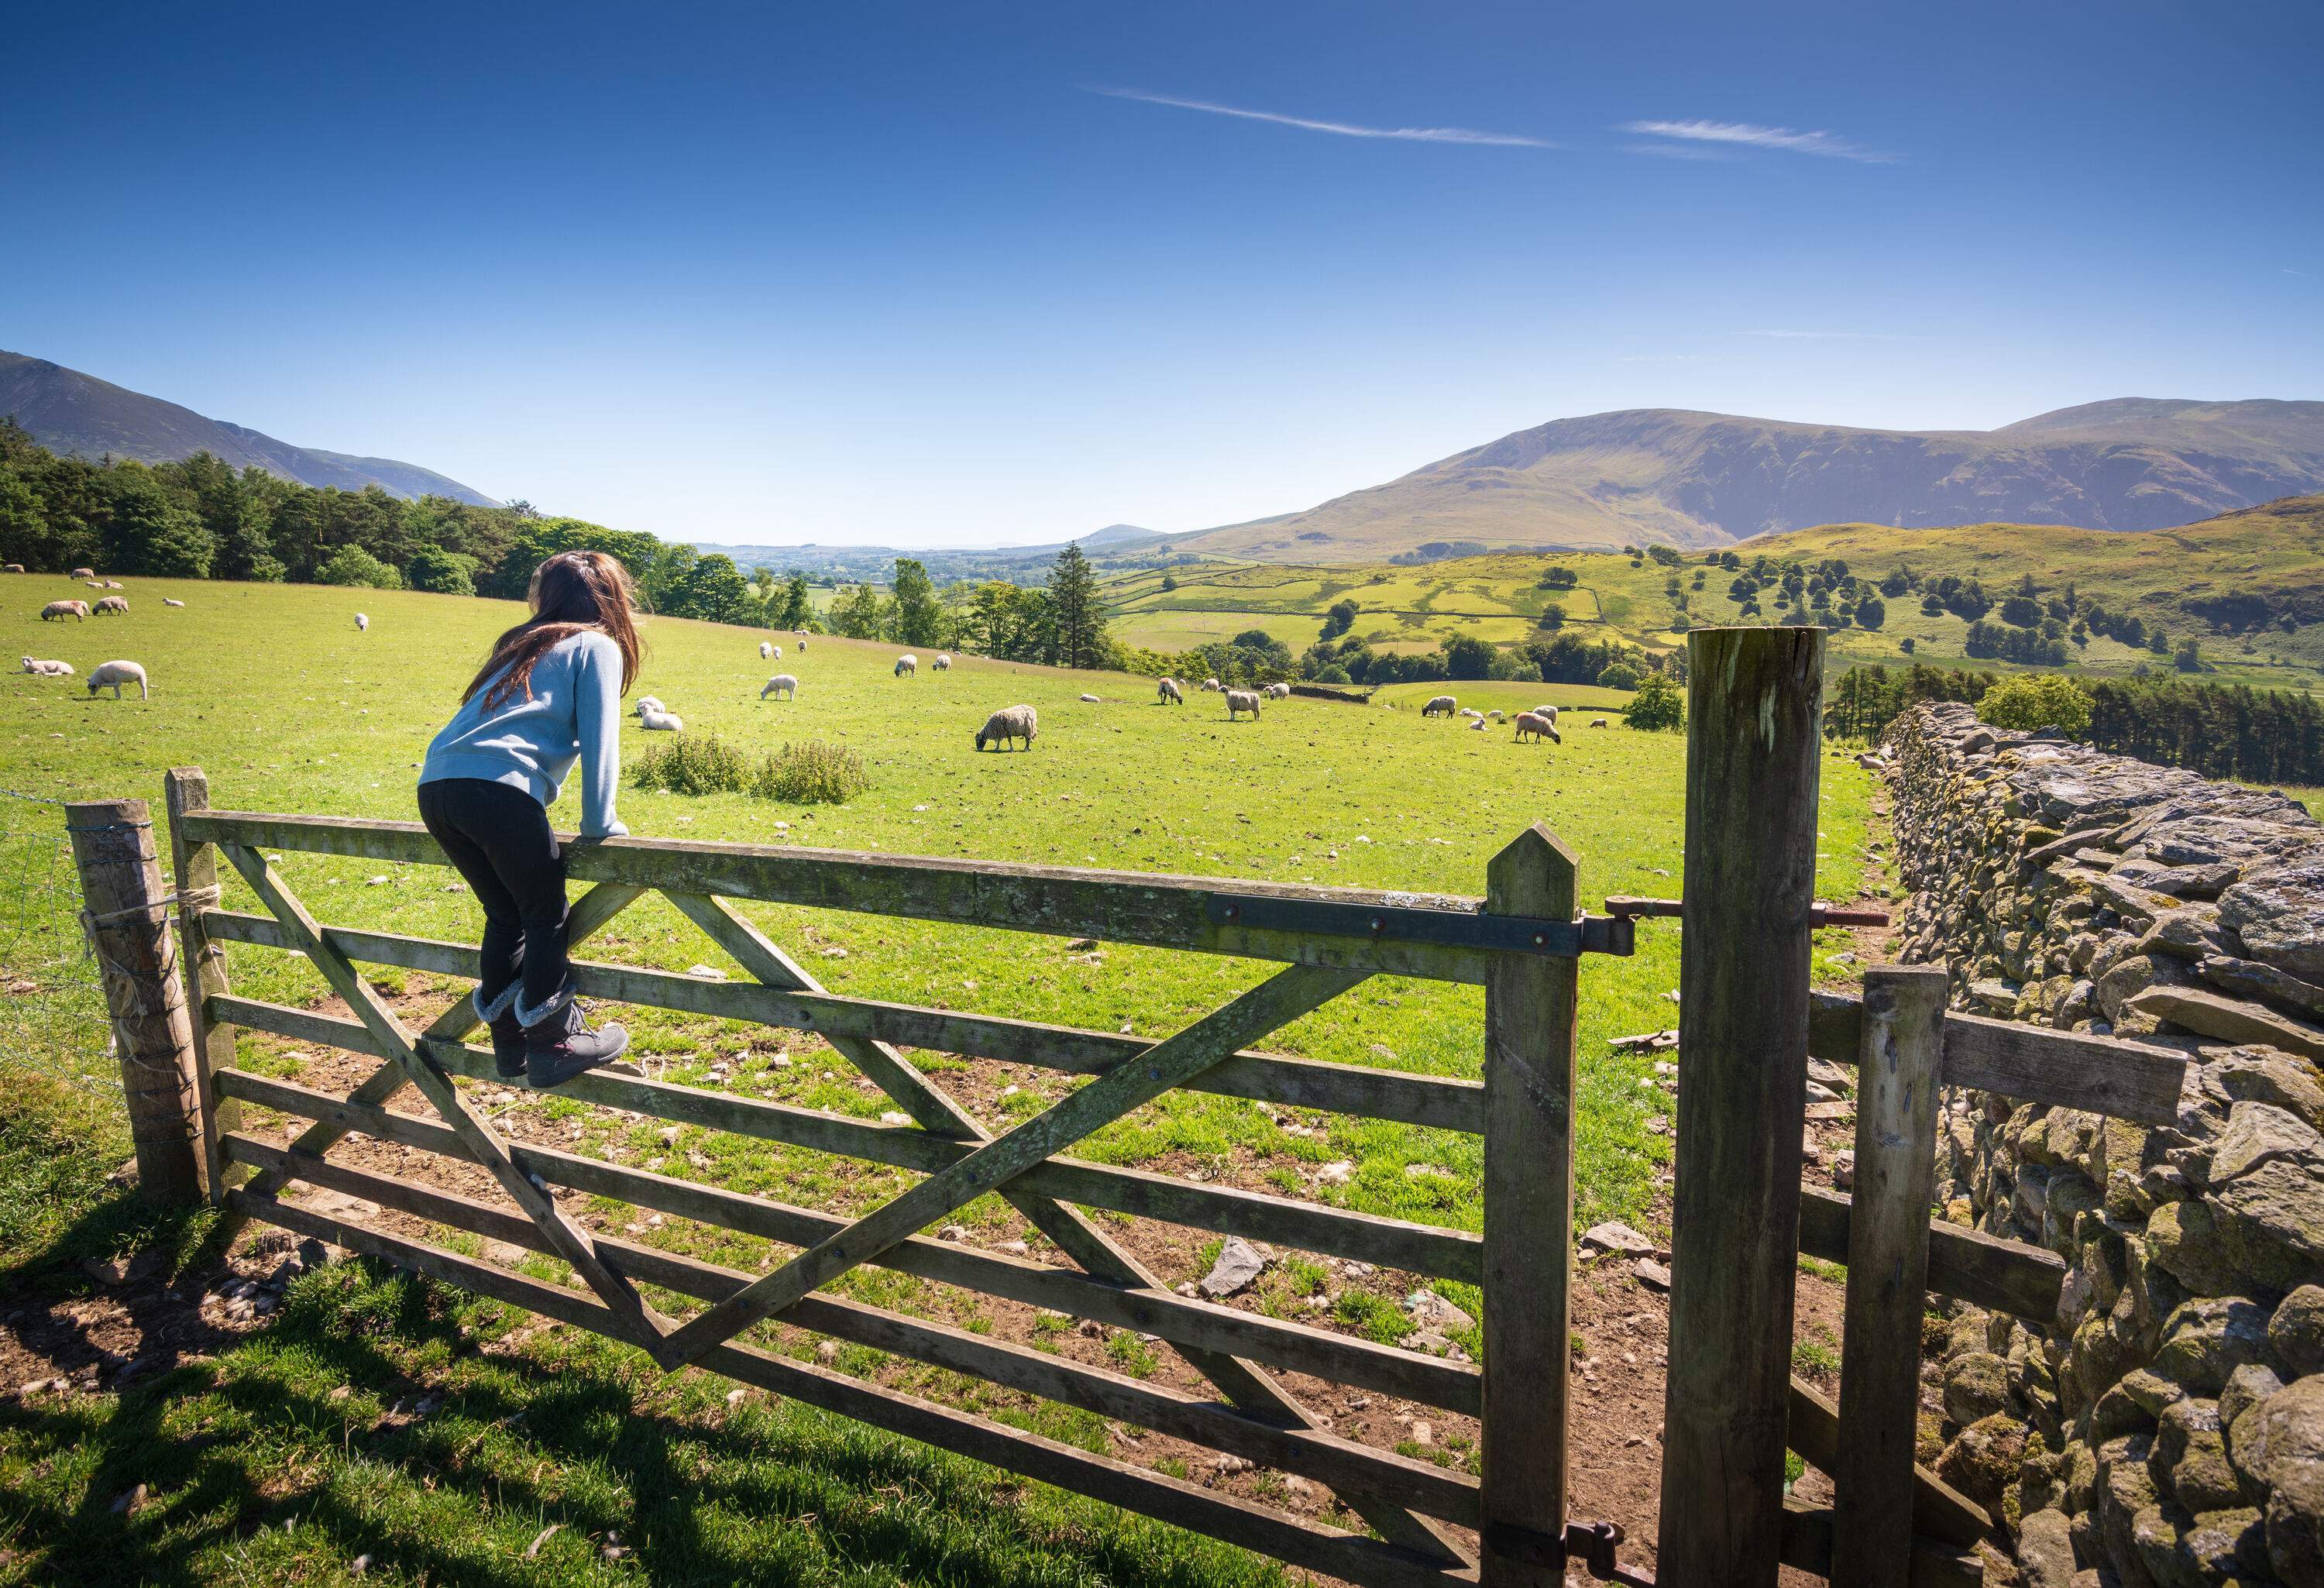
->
<box><xmin>419</xmin><ymin>631</ymin><xmax>628</xmax><ymax>837</ymax></box>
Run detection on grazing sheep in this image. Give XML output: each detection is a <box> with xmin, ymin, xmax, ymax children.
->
<box><xmin>69</xmin><ymin>567</ymin><xmax>94</xmax><ymax>580</ymax></box>
<box><xmin>1201</xmin><ymin>677</ymin><xmax>1221</xmax><ymax>692</ymax></box>
<box><xmin>354</xmin><ymin>613</ymin><xmax>369</xmax><ymax>631</ymax></box>
<box><xmin>1267</xmin><ymin>682</ymin><xmax>1291</xmax><ymax>699</ymax></box>
<box><xmin>639</xmin><ymin>708</ymin><xmax>683</xmax><ymax>731</ymax></box>
<box><xmin>761</xmin><ymin>673</ymin><xmax>799</xmax><ymax>699</ymax></box>
<box><xmin>1514</xmin><ymin>711</ymin><xmax>1562</xmax><ymax>744</ymax></box>
<box><xmin>1532</xmin><ymin>705</ymin><xmax>1560</xmax><ymax>725</ymax></box>
<box><xmin>759</xmin><ymin>641</ymin><xmax>773</xmax><ymax>660</ymax></box>
<box><xmin>975</xmin><ymin>704</ymin><xmax>1038</xmax><ymax>751</ymax></box>
<box><xmin>634</xmin><ymin>695</ymin><xmax>665</xmax><ymax>716</ymax></box>
<box><xmin>1422</xmin><ymin>694</ymin><xmax>1457</xmax><ymax>719</ymax></box>
<box><xmin>86</xmin><ymin>660</ymin><xmax>147</xmax><ymax>700</ymax></box>
<box><xmin>1157</xmin><ymin>677</ymin><xmax>1184</xmax><ymax>705</ymax></box>
<box><xmin>20</xmin><ymin>657</ymin><xmax>73</xmax><ymax>676</ymax></box>
<box><xmin>797</xmin><ymin>638</ymin><xmax>807</xmax><ymax>651</ymax></box>
<box><xmin>2</xmin><ymin>564</ymin><xmax>22</xmax><ymax>573</ymax></box>
<box><xmin>1590</xmin><ymin>717</ymin><xmax>1609</xmax><ymax>728</ymax></box>
<box><xmin>94</xmin><ymin>595</ymin><xmax>129</xmax><ymax>616</ymax></box>
<box><xmin>933</xmin><ymin>654</ymin><xmax>951</xmax><ymax>670</ymax></box>
<box><xmin>41</xmin><ymin>600</ymin><xmax>89</xmax><ymax>621</ymax></box>
<box><xmin>163</xmin><ymin>596</ymin><xmax>185</xmax><ymax>607</ymax></box>
<box><xmin>1487</xmin><ymin>709</ymin><xmax>1504</xmax><ymax>721</ymax></box>
<box><xmin>895</xmin><ymin>654</ymin><xmax>917</xmax><ymax>676</ymax></box>
<box><xmin>1225</xmin><ymin>689</ymin><xmax>1263</xmax><ymax>720</ymax></box>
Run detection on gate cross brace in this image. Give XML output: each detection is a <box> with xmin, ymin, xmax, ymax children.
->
<box><xmin>217</xmin><ymin>844</ymin><xmax>679</xmax><ymax>1360</ymax></box>
<box><xmin>656</xmin><ymin>961</ymin><xmax>1364</xmax><ymax>1364</ymax></box>
<box><xmin>661</xmin><ymin>891</ymin><xmax>1472</xmax><ymax>1567</ymax></box>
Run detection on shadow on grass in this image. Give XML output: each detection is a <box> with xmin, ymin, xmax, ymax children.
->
<box><xmin>0</xmin><ymin>1257</ymin><xmax>1290</xmax><ymax>1588</ymax></box>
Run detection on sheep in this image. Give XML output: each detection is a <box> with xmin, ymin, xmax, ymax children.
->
<box><xmin>933</xmin><ymin>654</ymin><xmax>951</xmax><ymax>670</ymax></box>
<box><xmin>85</xmin><ymin>581</ymin><xmax>105</xmax><ymax>589</ymax></box>
<box><xmin>1590</xmin><ymin>717</ymin><xmax>1609</xmax><ymax>728</ymax></box>
<box><xmin>1487</xmin><ymin>709</ymin><xmax>1504</xmax><ymax>721</ymax></box>
<box><xmin>975</xmin><ymin>704</ymin><xmax>1038</xmax><ymax>751</ymax></box>
<box><xmin>1267</xmin><ymin>682</ymin><xmax>1291</xmax><ymax>699</ymax></box>
<box><xmin>633</xmin><ymin>696</ymin><xmax>666</xmax><ymax>718</ymax></box>
<box><xmin>1531</xmin><ymin>705</ymin><xmax>1561</xmax><ymax>726</ymax></box>
<box><xmin>1514</xmin><ymin>711</ymin><xmax>1562</xmax><ymax>744</ymax></box>
<box><xmin>19</xmin><ymin>657</ymin><xmax>73</xmax><ymax>676</ymax></box>
<box><xmin>1225</xmin><ymin>689</ymin><xmax>1263</xmax><ymax>720</ymax></box>
<box><xmin>94</xmin><ymin>595</ymin><xmax>129</xmax><ymax>616</ymax></box>
<box><xmin>1421</xmin><ymin>694</ymin><xmax>1457</xmax><ymax>719</ymax></box>
<box><xmin>86</xmin><ymin>660</ymin><xmax>147</xmax><ymax>700</ymax></box>
<box><xmin>1460</xmin><ymin>707</ymin><xmax>1484</xmax><ymax>720</ymax></box>
<box><xmin>2</xmin><ymin>563</ymin><xmax>22</xmax><ymax>573</ymax></box>
<box><xmin>1079</xmin><ymin>693</ymin><xmax>1101</xmax><ymax>703</ymax></box>
<box><xmin>104</xmin><ymin>580</ymin><xmax>124</xmax><ymax>589</ymax></box>
<box><xmin>41</xmin><ymin>600</ymin><xmax>89</xmax><ymax>621</ymax></box>
<box><xmin>639</xmin><ymin>708</ymin><xmax>683</xmax><ymax>731</ymax></box>
<box><xmin>895</xmin><ymin>654</ymin><xmax>917</xmax><ymax>676</ymax></box>
<box><xmin>761</xmin><ymin>673</ymin><xmax>799</xmax><ymax>699</ymax></box>
<box><xmin>759</xmin><ymin>641</ymin><xmax>773</xmax><ymax>660</ymax></box>
<box><xmin>1201</xmin><ymin>677</ymin><xmax>1222</xmax><ymax>692</ymax></box>
<box><xmin>69</xmin><ymin>566</ymin><xmax>94</xmax><ymax>580</ymax></box>
<box><xmin>1157</xmin><ymin>677</ymin><xmax>1184</xmax><ymax>705</ymax></box>
<box><xmin>1470</xmin><ymin>717</ymin><xmax>1487</xmax><ymax>730</ymax></box>
<box><xmin>163</xmin><ymin>596</ymin><xmax>185</xmax><ymax>607</ymax></box>
<box><xmin>354</xmin><ymin>613</ymin><xmax>369</xmax><ymax>631</ymax></box>
<box><xmin>797</xmin><ymin>638</ymin><xmax>807</xmax><ymax>651</ymax></box>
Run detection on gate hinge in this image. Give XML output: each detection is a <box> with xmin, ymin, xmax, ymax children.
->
<box><xmin>1480</xmin><ymin>1520</ymin><xmax>1656</xmax><ymax>1586</ymax></box>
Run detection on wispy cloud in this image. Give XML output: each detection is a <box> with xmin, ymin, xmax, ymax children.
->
<box><xmin>1624</xmin><ymin>119</ymin><xmax>1895</xmax><ymax>163</ymax></box>
<box><xmin>1091</xmin><ymin>88</ymin><xmax>1552</xmax><ymax>148</ymax></box>
<box><xmin>2290</xmin><ymin>267</ymin><xmax>2311</xmax><ymax>277</ymax></box>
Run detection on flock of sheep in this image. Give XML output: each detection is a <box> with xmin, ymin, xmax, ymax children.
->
<box><xmin>1417</xmin><ymin>694</ymin><xmax>1605</xmax><ymax>741</ymax></box>
<box><xmin>15</xmin><ymin>565</ymin><xmax>161</xmax><ymax>699</ymax></box>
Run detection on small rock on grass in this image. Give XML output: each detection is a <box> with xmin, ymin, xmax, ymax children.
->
<box><xmin>1580</xmin><ymin>1222</ymin><xmax>1656</xmax><ymax>1257</ymax></box>
<box><xmin>1634</xmin><ymin>1259</ymin><xmax>1673</xmax><ymax>1291</ymax></box>
<box><xmin>1199</xmin><ymin>1237</ymin><xmax>1269</xmax><ymax>1298</ymax></box>
<box><xmin>1404</xmin><ymin>1290</ymin><xmax>1477</xmax><ymax>1331</ymax></box>
<box><xmin>1315</xmin><ymin>1160</ymin><xmax>1354</xmax><ymax>1185</ymax></box>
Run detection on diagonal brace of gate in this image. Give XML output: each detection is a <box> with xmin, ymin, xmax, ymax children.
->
<box><xmin>655</xmin><ymin>961</ymin><xmax>1367</xmax><ymax>1367</ymax></box>
<box><xmin>217</xmin><ymin>844</ymin><xmax>679</xmax><ymax>1360</ymax></box>
<box><xmin>661</xmin><ymin>892</ymin><xmax>1472</xmax><ymax>1566</ymax></box>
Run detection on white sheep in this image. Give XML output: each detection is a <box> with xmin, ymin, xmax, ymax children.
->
<box><xmin>1267</xmin><ymin>682</ymin><xmax>1291</xmax><ymax>699</ymax></box>
<box><xmin>933</xmin><ymin>654</ymin><xmax>951</xmax><ymax>670</ymax></box>
<box><xmin>1422</xmin><ymin>694</ymin><xmax>1457</xmax><ymax>718</ymax></box>
<box><xmin>94</xmin><ymin>595</ymin><xmax>129</xmax><ymax>616</ymax></box>
<box><xmin>2</xmin><ymin>563</ymin><xmax>22</xmax><ymax>573</ymax></box>
<box><xmin>1532</xmin><ymin>705</ymin><xmax>1561</xmax><ymax>726</ymax></box>
<box><xmin>1487</xmin><ymin>709</ymin><xmax>1504</xmax><ymax>721</ymax></box>
<box><xmin>1460</xmin><ymin>707</ymin><xmax>1484</xmax><ymax>720</ymax></box>
<box><xmin>1470</xmin><ymin>717</ymin><xmax>1487</xmax><ymax>730</ymax></box>
<box><xmin>163</xmin><ymin>597</ymin><xmax>185</xmax><ymax>607</ymax></box>
<box><xmin>895</xmin><ymin>654</ymin><xmax>917</xmax><ymax>677</ymax></box>
<box><xmin>40</xmin><ymin>600</ymin><xmax>88</xmax><ymax>622</ymax></box>
<box><xmin>69</xmin><ymin>566</ymin><xmax>95</xmax><ymax>580</ymax></box>
<box><xmin>354</xmin><ymin>613</ymin><xmax>369</xmax><ymax>631</ymax></box>
<box><xmin>19</xmin><ymin>657</ymin><xmax>73</xmax><ymax>676</ymax></box>
<box><xmin>760</xmin><ymin>641</ymin><xmax>774</xmax><ymax>660</ymax></box>
<box><xmin>1201</xmin><ymin>677</ymin><xmax>1221</xmax><ymax>692</ymax></box>
<box><xmin>1157</xmin><ymin>677</ymin><xmax>1184</xmax><ymax>705</ymax></box>
<box><xmin>104</xmin><ymin>580</ymin><xmax>124</xmax><ymax>589</ymax></box>
<box><xmin>1079</xmin><ymin>693</ymin><xmax>1101</xmax><ymax>703</ymax></box>
<box><xmin>975</xmin><ymin>704</ymin><xmax>1037</xmax><ymax>751</ymax></box>
<box><xmin>639</xmin><ymin>708</ymin><xmax>683</xmax><ymax>731</ymax></box>
<box><xmin>86</xmin><ymin>660</ymin><xmax>147</xmax><ymax>700</ymax></box>
<box><xmin>1225</xmin><ymin>689</ymin><xmax>1263</xmax><ymax>720</ymax></box>
<box><xmin>1590</xmin><ymin>717</ymin><xmax>1609</xmax><ymax>728</ymax></box>
<box><xmin>761</xmin><ymin>673</ymin><xmax>799</xmax><ymax>699</ymax></box>
<box><xmin>1514</xmin><ymin>712</ymin><xmax>1563</xmax><ymax>744</ymax></box>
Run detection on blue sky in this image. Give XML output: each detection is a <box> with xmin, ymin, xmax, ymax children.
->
<box><xmin>6</xmin><ymin>0</ymin><xmax>2319</xmax><ymax>547</ymax></box>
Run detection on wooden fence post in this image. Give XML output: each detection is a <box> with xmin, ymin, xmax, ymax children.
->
<box><xmin>1657</xmin><ymin>626</ymin><xmax>1827</xmax><ymax>1586</ymax></box>
<box><xmin>164</xmin><ymin>768</ymin><xmax>241</xmax><ymax>1204</ymax></box>
<box><xmin>65</xmin><ymin>798</ymin><xmax>204</xmax><ymax>1205</ymax></box>
<box><xmin>1479</xmin><ymin>823</ymin><xmax>1580</xmax><ymax>1587</ymax></box>
<box><xmin>1832</xmin><ymin>962</ymin><xmax>1949</xmax><ymax>1585</ymax></box>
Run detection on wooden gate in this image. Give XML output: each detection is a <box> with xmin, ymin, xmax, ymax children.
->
<box><xmin>161</xmin><ymin>767</ymin><xmax>1637</xmax><ymax>1588</ymax></box>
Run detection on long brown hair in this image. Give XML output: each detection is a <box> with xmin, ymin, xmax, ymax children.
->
<box><xmin>463</xmin><ymin>550</ymin><xmax>641</xmax><ymax>712</ymax></box>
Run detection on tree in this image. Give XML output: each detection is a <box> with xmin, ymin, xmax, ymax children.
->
<box><xmin>1320</xmin><ymin>599</ymin><xmax>1359</xmax><ymax>640</ymax></box>
<box><xmin>2176</xmin><ymin>638</ymin><xmax>2204</xmax><ymax>673</ymax></box>
<box><xmin>407</xmin><ymin>547</ymin><xmax>479</xmax><ymax>596</ymax></box>
<box><xmin>1536</xmin><ymin>602</ymin><xmax>1566</xmax><ymax>631</ymax></box>
<box><xmin>104</xmin><ymin>473</ymin><xmax>218</xmax><ymax>577</ymax></box>
<box><xmin>1442</xmin><ymin>634</ymin><xmax>1497</xmax><ymax>679</ymax></box>
<box><xmin>830</xmin><ymin>583</ymin><xmax>890</xmax><ymax>639</ymax></box>
<box><xmin>317</xmin><ymin>543</ymin><xmax>401</xmax><ymax>588</ymax></box>
<box><xmin>1597</xmin><ymin>662</ymin><xmax>1642</xmax><ymax>690</ymax></box>
<box><xmin>1854</xmin><ymin>596</ymin><xmax>1886</xmax><ymax>630</ymax></box>
<box><xmin>1538</xmin><ymin>566</ymin><xmax>1578</xmax><ymax>590</ymax></box>
<box><xmin>892</xmin><ymin>557</ymin><xmax>944</xmax><ymax>646</ymax></box>
<box><xmin>775</xmin><ymin>574</ymin><xmax>813</xmax><ymax>629</ymax></box>
<box><xmin>1978</xmin><ymin>673</ymin><xmax>2093</xmax><ymax>737</ymax></box>
<box><xmin>1047</xmin><ymin>544</ymin><xmax>1106</xmax><ymax>670</ymax></box>
<box><xmin>1628</xmin><ymin>672</ymin><xmax>1683</xmax><ymax>731</ymax></box>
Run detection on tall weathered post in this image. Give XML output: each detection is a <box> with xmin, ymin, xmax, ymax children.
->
<box><xmin>65</xmin><ymin>797</ymin><xmax>204</xmax><ymax>1205</ymax></box>
<box><xmin>1832</xmin><ymin>961</ymin><xmax>1949</xmax><ymax>1584</ymax></box>
<box><xmin>1479</xmin><ymin>823</ymin><xmax>1580</xmax><ymax>1587</ymax></box>
<box><xmin>1656</xmin><ymin>626</ymin><xmax>1826</xmax><ymax>1586</ymax></box>
<box><xmin>165</xmin><ymin>768</ymin><xmax>242</xmax><ymax>1203</ymax></box>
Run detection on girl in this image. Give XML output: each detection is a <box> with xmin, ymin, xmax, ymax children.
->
<box><xmin>418</xmin><ymin>549</ymin><xmax>637</xmax><ymax>1088</ymax></box>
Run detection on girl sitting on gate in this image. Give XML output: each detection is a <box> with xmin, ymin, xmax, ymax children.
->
<box><xmin>418</xmin><ymin>548</ymin><xmax>636</xmax><ymax>1088</ymax></box>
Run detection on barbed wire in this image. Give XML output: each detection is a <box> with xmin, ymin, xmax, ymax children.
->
<box><xmin>0</xmin><ymin>801</ymin><xmax>122</xmax><ymax>1102</ymax></box>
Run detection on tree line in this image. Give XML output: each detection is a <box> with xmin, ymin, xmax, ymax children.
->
<box><xmin>1828</xmin><ymin>662</ymin><xmax>2324</xmax><ymax>786</ymax></box>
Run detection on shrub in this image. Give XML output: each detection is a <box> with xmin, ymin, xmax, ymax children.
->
<box><xmin>1977</xmin><ymin>673</ymin><xmax>2093</xmax><ymax>737</ymax></box>
<box><xmin>1596</xmin><ymin>662</ymin><xmax>1642</xmax><ymax>690</ymax></box>
<box><xmin>1628</xmin><ymin>672</ymin><xmax>1684</xmax><ymax>731</ymax></box>
<box><xmin>317</xmin><ymin>544</ymin><xmax>404</xmax><ymax>589</ymax></box>
<box><xmin>406</xmin><ymin>548</ymin><xmax>480</xmax><ymax>596</ymax></box>
<box><xmin>631</xmin><ymin>733</ymin><xmax>871</xmax><ymax>804</ymax></box>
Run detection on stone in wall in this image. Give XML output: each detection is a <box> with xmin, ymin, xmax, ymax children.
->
<box><xmin>1881</xmin><ymin>702</ymin><xmax>2324</xmax><ymax>1587</ymax></box>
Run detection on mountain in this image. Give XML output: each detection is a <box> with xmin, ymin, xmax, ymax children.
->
<box><xmin>694</xmin><ymin>524</ymin><xmax>1187</xmax><ymax>583</ymax></box>
<box><xmin>1175</xmin><ymin>400</ymin><xmax>2324</xmax><ymax>561</ymax></box>
<box><xmin>0</xmin><ymin>350</ymin><xmax>497</xmax><ymax>505</ymax></box>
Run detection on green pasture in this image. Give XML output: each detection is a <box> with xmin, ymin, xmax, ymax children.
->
<box><xmin>0</xmin><ymin>574</ymin><xmax>1875</xmax><ymax>1584</ymax></box>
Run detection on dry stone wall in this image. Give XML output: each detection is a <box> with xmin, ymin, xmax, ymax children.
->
<box><xmin>1882</xmin><ymin>702</ymin><xmax>2324</xmax><ymax>1588</ymax></box>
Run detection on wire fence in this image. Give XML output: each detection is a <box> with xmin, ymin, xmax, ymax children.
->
<box><xmin>0</xmin><ymin>788</ymin><xmax>120</xmax><ymax>1102</ymax></box>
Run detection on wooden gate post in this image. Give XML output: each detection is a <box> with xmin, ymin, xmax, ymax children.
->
<box><xmin>1657</xmin><ymin>627</ymin><xmax>1826</xmax><ymax>1586</ymax></box>
<box><xmin>1831</xmin><ymin>962</ymin><xmax>1948</xmax><ymax>1585</ymax></box>
<box><xmin>65</xmin><ymin>798</ymin><xmax>204</xmax><ymax>1205</ymax></box>
<box><xmin>1480</xmin><ymin>823</ymin><xmax>1580</xmax><ymax>1587</ymax></box>
<box><xmin>164</xmin><ymin>768</ymin><xmax>242</xmax><ymax>1204</ymax></box>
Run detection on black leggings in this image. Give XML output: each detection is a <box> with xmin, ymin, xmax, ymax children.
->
<box><xmin>418</xmin><ymin>779</ymin><xmax>569</xmax><ymax>1017</ymax></box>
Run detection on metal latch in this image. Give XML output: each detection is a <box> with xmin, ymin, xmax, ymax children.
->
<box><xmin>1480</xmin><ymin>1520</ymin><xmax>1657</xmax><ymax>1586</ymax></box>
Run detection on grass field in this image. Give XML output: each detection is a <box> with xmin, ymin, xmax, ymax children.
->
<box><xmin>0</xmin><ymin>575</ymin><xmax>1876</xmax><ymax>1584</ymax></box>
